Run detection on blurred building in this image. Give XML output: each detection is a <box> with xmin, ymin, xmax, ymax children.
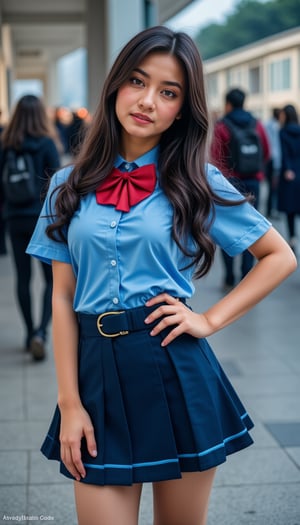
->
<box><xmin>0</xmin><ymin>0</ymin><xmax>193</xmax><ymax>119</ymax></box>
<box><xmin>205</xmin><ymin>26</ymin><xmax>300</xmax><ymax>120</ymax></box>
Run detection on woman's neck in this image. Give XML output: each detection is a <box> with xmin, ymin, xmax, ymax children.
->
<box><xmin>119</xmin><ymin>135</ymin><xmax>160</xmax><ymax>162</ymax></box>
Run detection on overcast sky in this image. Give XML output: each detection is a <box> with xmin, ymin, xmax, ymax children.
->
<box><xmin>166</xmin><ymin>0</ymin><xmax>241</xmax><ymax>35</ymax></box>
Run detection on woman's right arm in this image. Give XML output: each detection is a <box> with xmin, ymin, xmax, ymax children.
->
<box><xmin>52</xmin><ymin>260</ymin><xmax>97</xmax><ymax>481</ymax></box>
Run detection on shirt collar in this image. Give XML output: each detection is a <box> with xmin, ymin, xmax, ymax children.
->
<box><xmin>115</xmin><ymin>144</ymin><xmax>159</xmax><ymax>170</ymax></box>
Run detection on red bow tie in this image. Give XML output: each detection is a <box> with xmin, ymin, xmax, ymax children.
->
<box><xmin>96</xmin><ymin>164</ymin><xmax>156</xmax><ymax>212</ymax></box>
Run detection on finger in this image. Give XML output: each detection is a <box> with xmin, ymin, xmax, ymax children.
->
<box><xmin>70</xmin><ymin>444</ymin><xmax>86</xmax><ymax>479</ymax></box>
<box><xmin>145</xmin><ymin>293</ymin><xmax>179</xmax><ymax>307</ymax></box>
<box><xmin>145</xmin><ymin>305</ymin><xmax>174</xmax><ymax>324</ymax></box>
<box><xmin>85</xmin><ymin>426</ymin><xmax>98</xmax><ymax>458</ymax></box>
<box><xmin>61</xmin><ymin>446</ymin><xmax>82</xmax><ymax>481</ymax></box>
<box><xmin>145</xmin><ymin>302</ymin><xmax>186</xmax><ymax>324</ymax></box>
<box><xmin>149</xmin><ymin>313</ymin><xmax>183</xmax><ymax>337</ymax></box>
<box><xmin>160</xmin><ymin>325</ymin><xmax>185</xmax><ymax>347</ymax></box>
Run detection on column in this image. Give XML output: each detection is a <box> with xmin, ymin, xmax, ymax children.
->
<box><xmin>46</xmin><ymin>58</ymin><xmax>59</xmax><ymax>109</ymax></box>
<box><xmin>1</xmin><ymin>24</ymin><xmax>14</xmax><ymax>114</ymax></box>
<box><xmin>86</xmin><ymin>0</ymin><xmax>108</xmax><ymax>114</ymax></box>
<box><xmin>107</xmin><ymin>0</ymin><xmax>144</xmax><ymax>63</ymax></box>
<box><xmin>86</xmin><ymin>0</ymin><xmax>146</xmax><ymax>113</ymax></box>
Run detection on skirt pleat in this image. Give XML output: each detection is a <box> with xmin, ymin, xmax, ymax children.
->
<box><xmin>41</xmin><ymin>322</ymin><xmax>254</xmax><ymax>486</ymax></box>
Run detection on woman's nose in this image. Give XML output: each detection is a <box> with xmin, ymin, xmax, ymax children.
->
<box><xmin>138</xmin><ymin>90</ymin><xmax>155</xmax><ymax>110</ymax></box>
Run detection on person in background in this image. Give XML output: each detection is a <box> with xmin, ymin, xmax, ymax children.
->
<box><xmin>0</xmin><ymin>110</ymin><xmax>7</xmax><ymax>255</ymax></box>
<box><xmin>27</xmin><ymin>27</ymin><xmax>296</xmax><ymax>525</ymax></box>
<box><xmin>0</xmin><ymin>95</ymin><xmax>61</xmax><ymax>360</ymax></box>
<box><xmin>277</xmin><ymin>104</ymin><xmax>300</xmax><ymax>256</ymax></box>
<box><xmin>0</xmin><ymin>108</ymin><xmax>5</xmax><ymax>135</ymax></box>
<box><xmin>68</xmin><ymin>109</ymin><xmax>89</xmax><ymax>157</ymax></box>
<box><xmin>211</xmin><ymin>87</ymin><xmax>270</xmax><ymax>291</ymax></box>
<box><xmin>264</xmin><ymin>108</ymin><xmax>281</xmax><ymax>218</ymax></box>
<box><xmin>0</xmin><ymin>206</ymin><xmax>6</xmax><ymax>255</ymax></box>
<box><xmin>53</xmin><ymin>107</ymin><xmax>91</xmax><ymax>160</ymax></box>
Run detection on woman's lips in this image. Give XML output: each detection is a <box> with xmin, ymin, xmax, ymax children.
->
<box><xmin>131</xmin><ymin>113</ymin><xmax>154</xmax><ymax>123</ymax></box>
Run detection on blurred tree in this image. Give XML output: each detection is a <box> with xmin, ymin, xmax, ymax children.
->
<box><xmin>196</xmin><ymin>0</ymin><xmax>300</xmax><ymax>59</ymax></box>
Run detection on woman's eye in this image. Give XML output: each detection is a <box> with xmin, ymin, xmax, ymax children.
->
<box><xmin>162</xmin><ymin>89</ymin><xmax>176</xmax><ymax>98</ymax></box>
<box><xmin>129</xmin><ymin>77</ymin><xmax>143</xmax><ymax>86</ymax></box>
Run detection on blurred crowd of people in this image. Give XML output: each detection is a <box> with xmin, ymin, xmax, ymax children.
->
<box><xmin>210</xmin><ymin>90</ymin><xmax>300</xmax><ymax>289</ymax></box>
<box><xmin>50</xmin><ymin>105</ymin><xmax>92</xmax><ymax>160</ymax></box>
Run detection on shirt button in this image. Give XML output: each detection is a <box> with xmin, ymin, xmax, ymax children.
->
<box><xmin>124</xmin><ymin>163</ymin><xmax>130</xmax><ymax>170</ymax></box>
<box><xmin>111</xmin><ymin>260</ymin><xmax>117</xmax><ymax>266</ymax></box>
<box><xmin>112</xmin><ymin>297</ymin><xmax>119</xmax><ymax>305</ymax></box>
<box><xmin>110</xmin><ymin>221</ymin><xmax>117</xmax><ymax>228</ymax></box>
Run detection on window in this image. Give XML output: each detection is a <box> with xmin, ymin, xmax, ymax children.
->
<box><xmin>206</xmin><ymin>73</ymin><xmax>218</xmax><ymax>97</ymax></box>
<box><xmin>249</xmin><ymin>66</ymin><xmax>261</xmax><ymax>94</ymax></box>
<box><xmin>57</xmin><ymin>48</ymin><xmax>87</xmax><ymax>107</ymax></box>
<box><xmin>236</xmin><ymin>69</ymin><xmax>242</xmax><ymax>86</ymax></box>
<box><xmin>225</xmin><ymin>67</ymin><xmax>243</xmax><ymax>89</ymax></box>
<box><xmin>269</xmin><ymin>58</ymin><xmax>291</xmax><ymax>91</ymax></box>
<box><xmin>12</xmin><ymin>79</ymin><xmax>43</xmax><ymax>105</ymax></box>
<box><xmin>226</xmin><ymin>68</ymin><xmax>234</xmax><ymax>88</ymax></box>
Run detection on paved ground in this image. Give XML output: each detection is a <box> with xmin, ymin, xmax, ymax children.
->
<box><xmin>0</xmin><ymin>212</ymin><xmax>300</xmax><ymax>525</ymax></box>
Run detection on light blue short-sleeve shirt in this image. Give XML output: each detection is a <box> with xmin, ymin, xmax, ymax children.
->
<box><xmin>27</xmin><ymin>147</ymin><xmax>271</xmax><ymax>313</ymax></box>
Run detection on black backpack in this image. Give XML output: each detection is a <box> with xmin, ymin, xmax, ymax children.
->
<box><xmin>222</xmin><ymin>117</ymin><xmax>263</xmax><ymax>176</ymax></box>
<box><xmin>2</xmin><ymin>149</ymin><xmax>37</xmax><ymax>205</ymax></box>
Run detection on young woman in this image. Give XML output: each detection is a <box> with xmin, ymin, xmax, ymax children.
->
<box><xmin>0</xmin><ymin>95</ymin><xmax>61</xmax><ymax>360</ymax></box>
<box><xmin>278</xmin><ymin>104</ymin><xmax>300</xmax><ymax>255</ymax></box>
<box><xmin>27</xmin><ymin>27</ymin><xmax>296</xmax><ymax>525</ymax></box>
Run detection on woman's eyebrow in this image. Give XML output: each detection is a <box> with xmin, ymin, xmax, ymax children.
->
<box><xmin>133</xmin><ymin>67</ymin><xmax>183</xmax><ymax>90</ymax></box>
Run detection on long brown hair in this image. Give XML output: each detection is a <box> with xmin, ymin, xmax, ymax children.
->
<box><xmin>2</xmin><ymin>94</ymin><xmax>60</xmax><ymax>150</ymax></box>
<box><xmin>47</xmin><ymin>26</ymin><xmax>242</xmax><ymax>278</ymax></box>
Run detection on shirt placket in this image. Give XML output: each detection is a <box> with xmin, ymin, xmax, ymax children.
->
<box><xmin>105</xmin><ymin>211</ymin><xmax>121</xmax><ymax>308</ymax></box>
<box><xmin>106</xmin><ymin>162</ymin><xmax>136</xmax><ymax>308</ymax></box>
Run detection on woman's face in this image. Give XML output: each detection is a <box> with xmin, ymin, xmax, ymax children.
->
<box><xmin>115</xmin><ymin>52</ymin><xmax>185</xmax><ymax>155</ymax></box>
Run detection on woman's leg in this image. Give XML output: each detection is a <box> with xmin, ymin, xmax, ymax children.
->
<box><xmin>37</xmin><ymin>260</ymin><xmax>53</xmax><ymax>336</ymax></box>
<box><xmin>30</xmin><ymin>260</ymin><xmax>53</xmax><ymax>360</ymax></box>
<box><xmin>74</xmin><ymin>481</ymin><xmax>143</xmax><ymax>525</ymax></box>
<box><xmin>286</xmin><ymin>213</ymin><xmax>296</xmax><ymax>239</ymax></box>
<box><xmin>153</xmin><ymin>469</ymin><xmax>216</xmax><ymax>525</ymax></box>
<box><xmin>286</xmin><ymin>213</ymin><xmax>298</xmax><ymax>254</ymax></box>
<box><xmin>7</xmin><ymin>217</ymin><xmax>34</xmax><ymax>347</ymax></box>
<box><xmin>287</xmin><ymin>212</ymin><xmax>295</xmax><ymax>239</ymax></box>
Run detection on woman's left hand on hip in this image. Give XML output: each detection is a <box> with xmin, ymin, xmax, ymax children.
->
<box><xmin>144</xmin><ymin>293</ymin><xmax>212</xmax><ymax>346</ymax></box>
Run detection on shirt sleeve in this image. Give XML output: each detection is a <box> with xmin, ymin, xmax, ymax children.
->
<box><xmin>26</xmin><ymin>167</ymin><xmax>73</xmax><ymax>265</ymax></box>
<box><xmin>206</xmin><ymin>164</ymin><xmax>272</xmax><ymax>255</ymax></box>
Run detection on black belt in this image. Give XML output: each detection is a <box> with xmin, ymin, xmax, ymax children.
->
<box><xmin>78</xmin><ymin>300</ymin><xmax>186</xmax><ymax>338</ymax></box>
<box><xmin>78</xmin><ymin>303</ymin><xmax>162</xmax><ymax>338</ymax></box>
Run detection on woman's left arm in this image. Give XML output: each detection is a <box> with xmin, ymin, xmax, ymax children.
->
<box><xmin>145</xmin><ymin>227</ymin><xmax>297</xmax><ymax>346</ymax></box>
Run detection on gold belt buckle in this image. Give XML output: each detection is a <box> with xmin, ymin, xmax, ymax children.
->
<box><xmin>97</xmin><ymin>311</ymin><xmax>129</xmax><ymax>337</ymax></box>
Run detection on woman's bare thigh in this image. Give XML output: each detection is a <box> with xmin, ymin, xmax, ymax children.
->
<box><xmin>152</xmin><ymin>469</ymin><xmax>217</xmax><ymax>525</ymax></box>
<box><xmin>74</xmin><ymin>481</ymin><xmax>143</xmax><ymax>525</ymax></box>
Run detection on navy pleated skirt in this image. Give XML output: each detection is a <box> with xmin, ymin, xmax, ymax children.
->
<box><xmin>41</xmin><ymin>304</ymin><xmax>254</xmax><ymax>486</ymax></box>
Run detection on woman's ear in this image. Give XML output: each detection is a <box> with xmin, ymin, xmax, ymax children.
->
<box><xmin>175</xmin><ymin>113</ymin><xmax>182</xmax><ymax>120</ymax></box>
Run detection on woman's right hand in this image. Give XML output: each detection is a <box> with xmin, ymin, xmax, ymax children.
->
<box><xmin>59</xmin><ymin>405</ymin><xmax>97</xmax><ymax>481</ymax></box>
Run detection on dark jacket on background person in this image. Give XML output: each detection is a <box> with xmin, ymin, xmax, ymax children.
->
<box><xmin>211</xmin><ymin>108</ymin><xmax>270</xmax><ymax>181</ymax></box>
<box><xmin>0</xmin><ymin>134</ymin><xmax>60</xmax><ymax>219</ymax></box>
<box><xmin>278</xmin><ymin>123</ymin><xmax>300</xmax><ymax>214</ymax></box>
